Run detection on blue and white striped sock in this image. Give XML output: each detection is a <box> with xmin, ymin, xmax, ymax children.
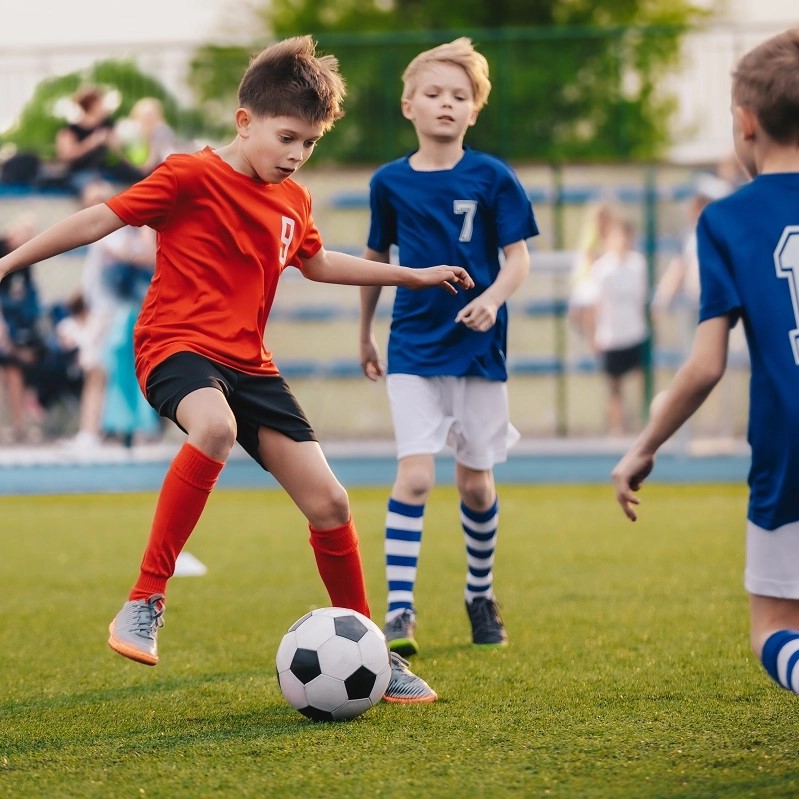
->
<box><xmin>462</xmin><ymin>499</ymin><xmax>499</xmax><ymax>604</ymax></box>
<box><xmin>761</xmin><ymin>630</ymin><xmax>799</xmax><ymax>693</ymax></box>
<box><xmin>385</xmin><ymin>498</ymin><xmax>424</xmax><ymax>622</ymax></box>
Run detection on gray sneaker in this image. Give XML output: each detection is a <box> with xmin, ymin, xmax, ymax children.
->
<box><xmin>383</xmin><ymin>609</ymin><xmax>419</xmax><ymax>657</ymax></box>
<box><xmin>465</xmin><ymin>597</ymin><xmax>508</xmax><ymax>647</ymax></box>
<box><xmin>108</xmin><ymin>594</ymin><xmax>165</xmax><ymax>665</ymax></box>
<box><xmin>383</xmin><ymin>652</ymin><xmax>437</xmax><ymax>703</ymax></box>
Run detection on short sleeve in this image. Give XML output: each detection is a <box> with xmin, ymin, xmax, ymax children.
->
<box><xmin>366</xmin><ymin>172</ymin><xmax>397</xmax><ymax>253</ymax></box>
<box><xmin>493</xmin><ymin>166</ymin><xmax>538</xmax><ymax>247</ymax></box>
<box><xmin>106</xmin><ymin>161</ymin><xmax>177</xmax><ymax>230</ymax></box>
<box><xmin>697</xmin><ymin>208</ymin><xmax>742</xmax><ymax>325</ymax></box>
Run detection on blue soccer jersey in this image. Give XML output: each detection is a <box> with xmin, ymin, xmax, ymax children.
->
<box><xmin>697</xmin><ymin>173</ymin><xmax>799</xmax><ymax>529</ymax></box>
<box><xmin>367</xmin><ymin>147</ymin><xmax>538</xmax><ymax>379</ymax></box>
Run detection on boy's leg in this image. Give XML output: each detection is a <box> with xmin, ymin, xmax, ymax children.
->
<box><xmin>454</xmin><ymin>378</ymin><xmax>517</xmax><ymax>647</ymax></box>
<box><xmin>746</xmin><ymin>521</ymin><xmax>799</xmax><ymax>693</ymax></box>
<box><xmin>456</xmin><ymin>465</ymin><xmax>507</xmax><ymax>647</ymax></box>
<box><xmin>258</xmin><ymin>427</ymin><xmax>370</xmax><ymax>617</ymax></box>
<box><xmin>751</xmin><ymin>594</ymin><xmax>799</xmax><ymax>693</ymax></box>
<box><xmin>383</xmin><ymin>455</ymin><xmax>435</xmax><ymax>656</ymax></box>
<box><xmin>259</xmin><ymin>427</ymin><xmax>436</xmax><ymax>702</ymax></box>
<box><xmin>108</xmin><ymin>387</ymin><xmax>230</xmax><ymax>665</ymax></box>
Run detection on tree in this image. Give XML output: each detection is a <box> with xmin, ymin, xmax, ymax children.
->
<box><xmin>1</xmin><ymin>60</ymin><xmax>209</xmax><ymax>160</ymax></box>
<box><xmin>187</xmin><ymin>0</ymin><xmax>710</xmax><ymax>164</ymax></box>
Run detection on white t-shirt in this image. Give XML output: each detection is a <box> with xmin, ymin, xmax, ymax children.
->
<box><xmin>583</xmin><ymin>249</ymin><xmax>648</xmax><ymax>351</ymax></box>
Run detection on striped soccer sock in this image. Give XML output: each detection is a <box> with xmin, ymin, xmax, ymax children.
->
<box><xmin>384</xmin><ymin>498</ymin><xmax>424</xmax><ymax>622</ymax></box>
<box><xmin>761</xmin><ymin>630</ymin><xmax>799</xmax><ymax>693</ymax></box>
<box><xmin>462</xmin><ymin>498</ymin><xmax>499</xmax><ymax>604</ymax></box>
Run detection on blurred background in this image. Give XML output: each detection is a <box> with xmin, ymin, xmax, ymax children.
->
<box><xmin>0</xmin><ymin>0</ymin><xmax>790</xmax><ymax>456</ymax></box>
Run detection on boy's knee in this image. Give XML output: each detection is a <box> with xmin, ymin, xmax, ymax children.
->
<box><xmin>308</xmin><ymin>482</ymin><xmax>351</xmax><ymax>529</ymax></box>
<box><xmin>190</xmin><ymin>415</ymin><xmax>237</xmax><ymax>460</ymax></box>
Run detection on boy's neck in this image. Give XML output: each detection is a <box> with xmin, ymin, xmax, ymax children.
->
<box><xmin>409</xmin><ymin>140</ymin><xmax>466</xmax><ymax>172</ymax></box>
<box><xmin>757</xmin><ymin>146</ymin><xmax>799</xmax><ymax>175</ymax></box>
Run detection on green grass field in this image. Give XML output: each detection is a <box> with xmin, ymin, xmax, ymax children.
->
<box><xmin>2</xmin><ymin>483</ymin><xmax>797</xmax><ymax>798</ymax></box>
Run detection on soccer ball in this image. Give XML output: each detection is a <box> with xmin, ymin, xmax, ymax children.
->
<box><xmin>276</xmin><ymin>607</ymin><xmax>391</xmax><ymax>722</ymax></box>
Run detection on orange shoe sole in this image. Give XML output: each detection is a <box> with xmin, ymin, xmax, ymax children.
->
<box><xmin>108</xmin><ymin>624</ymin><xmax>158</xmax><ymax>666</ymax></box>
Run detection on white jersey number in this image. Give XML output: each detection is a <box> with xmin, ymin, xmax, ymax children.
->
<box><xmin>453</xmin><ymin>200</ymin><xmax>477</xmax><ymax>243</ymax></box>
<box><xmin>279</xmin><ymin>216</ymin><xmax>296</xmax><ymax>266</ymax></box>
<box><xmin>774</xmin><ymin>226</ymin><xmax>799</xmax><ymax>365</ymax></box>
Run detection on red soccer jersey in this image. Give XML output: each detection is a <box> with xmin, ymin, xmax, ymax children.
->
<box><xmin>106</xmin><ymin>147</ymin><xmax>323</xmax><ymax>392</ymax></box>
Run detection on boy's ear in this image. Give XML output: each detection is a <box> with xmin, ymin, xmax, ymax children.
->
<box><xmin>400</xmin><ymin>98</ymin><xmax>414</xmax><ymax>121</ymax></box>
<box><xmin>235</xmin><ymin>107</ymin><xmax>251</xmax><ymax>137</ymax></box>
<box><xmin>734</xmin><ymin>105</ymin><xmax>757</xmax><ymax>140</ymax></box>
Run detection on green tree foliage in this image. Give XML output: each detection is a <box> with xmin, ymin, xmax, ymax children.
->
<box><xmin>1</xmin><ymin>60</ymin><xmax>207</xmax><ymax>159</ymax></box>
<box><xmin>189</xmin><ymin>0</ymin><xmax>709</xmax><ymax>164</ymax></box>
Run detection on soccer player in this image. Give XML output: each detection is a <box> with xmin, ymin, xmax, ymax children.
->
<box><xmin>0</xmin><ymin>36</ymin><xmax>475</xmax><ymax>703</ymax></box>
<box><xmin>359</xmin><ymin>38</ymin><xmax>538</xmax><ymax>655</ymax></box>
<box><xmin>612</xmin><ymin>28</ymin><xmax>799</xmax><ymax>696</ymax></box>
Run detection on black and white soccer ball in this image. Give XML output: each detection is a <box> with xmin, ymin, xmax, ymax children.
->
<box><xmin>276</xmin><ymin>607</ymin><xmax>391</xmax><ymax>721</ymax></box>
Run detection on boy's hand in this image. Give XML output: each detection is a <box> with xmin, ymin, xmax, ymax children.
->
<box><xmin>611</xmin><ymin>449</ymin><xmax>655</xmax><ymax>522</ymax></box>
<box><xmin>360</xmin><ymin>338</ymin><xmax>385</xmax><ymax>381</ymax></box>
<box><xmin>455</xmin><ymin>295</ymin><xmax>499</xmax><ymax>332</ymax></box>
<box><xmin>409</xmin><ymin>265</ymin><xmax>473</xmax><ymax>295</ymax></box>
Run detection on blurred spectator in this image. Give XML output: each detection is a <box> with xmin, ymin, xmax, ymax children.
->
<box><xmin>567</xmin><ymin>200</ymin><xmax>621</xmax><ymax>343</ymax></box>
<box><xmin>581</xmin><ymin>216</ymin><xmax>649</xmax><ymax>436</ymax></box>
<box><xmin>50</xmin><ymin>86</ymin><xmax>144</xmax><ymax>194</ymax></box>
<box><xmin>652</xmin><ymin>172</ymin><xmax>732</xmax><ymax>316</ymax></box>
<box><xmin>118</xmin><ymin>97</ymin><xmax>184</xmax><ymax>176</ymax></box>
<box><xmin>0</xmin><ymin>214</ymin><xmax>44</xmax><ymax>441</ymax></box>
<box><xmin>62</xmin><ymin>179</ymin><xmax>158</xmax><ymax>449</ymax></box>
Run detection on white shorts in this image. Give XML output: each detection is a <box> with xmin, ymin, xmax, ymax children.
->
<box><xmin>745</xmin><ymin>519</ymin><xmax>799</xmax><ymax>599</ymax></box>
<box><xmin>386</xmin><ymin>373</ymin><xmax>520</xmax><ymax>470</ymax></box>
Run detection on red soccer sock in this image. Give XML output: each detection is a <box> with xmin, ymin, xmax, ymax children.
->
<box><xmin>308</xmin><ymin>518</ymin><xmax>371</xmax><ymax>618</ymax></box>
<box><xmin>129</xmin><ymin>442</ymin><xmax>225</xmax><ymax>601</ymax></box>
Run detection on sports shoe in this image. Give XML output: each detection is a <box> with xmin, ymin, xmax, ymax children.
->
<box><xmin>466</xmin><ymin>596</ymin><xmax>508</xmax><ymax>647</ymax></box>
<box><xmin>108</xmin><ymin>594</ymin><xmax>165</xmax><ymax>666</ymax></box>
<box><xmin>383</xmin><ymin>609</ymin><xmax>419</xmax><ymax>657</ymax></box>
<box><xmin>383</xmin><ymin>652</ymin><xmax>438</xmax><ymax>703</ymax></box>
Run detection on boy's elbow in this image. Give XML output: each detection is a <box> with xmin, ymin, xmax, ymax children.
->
<box><xmin>686</xmin><ymin>358</ymin><xmax>726</xmax><ymax>391</ymax></box>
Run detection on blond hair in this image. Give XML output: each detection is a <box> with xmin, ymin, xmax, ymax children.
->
<box><xmin>402</xmin><ymin>37</ymin><xmax>491</xmax><ymax>111</ymax></box>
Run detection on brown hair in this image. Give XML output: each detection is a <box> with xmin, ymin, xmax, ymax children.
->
<box><xmin>732</xmin><ymin>28</ymin><xmax>799</xmax><ymax>145</ymax></box>
<box><xmin>238</xmin><ymin>35</ymin><xmax>346</xmax><ymax>131</ymax></box>
<box><xmin>402</xmin><ymin>37</ymin><xmax>491</xmax><ymax>111</ymax></box>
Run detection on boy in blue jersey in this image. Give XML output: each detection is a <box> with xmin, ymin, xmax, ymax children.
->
<box><xmin>359</xmin><ymin>38</ymin><xmax>538</xmax><ymax>654</ymax></box>
<box><xmin>612</xmin><ymin>28</ymin><xmax>799</xmax><ymax>695</ymax></box>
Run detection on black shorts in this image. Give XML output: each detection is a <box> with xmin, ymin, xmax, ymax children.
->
<box><xmin>145</xmin><ymin>352</ymin><xmax>317</xmax><ymax>470</ymax></box>
<box><xmin>601</xmin><ymin>341</ymin><xmax>647</xmax><ymax>378</ymax></box>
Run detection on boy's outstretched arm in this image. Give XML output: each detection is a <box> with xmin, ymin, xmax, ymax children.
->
<box><xmin>359</xmin><ymin>248</ymin><xmax>390</xmax><ymax>381</ymax></box>
<box><xmin>455</xmin><ymin>239</ymin><xmax>530</xmax><ymax>332</ymax></box>
<box><xmin>611</xmin><ymin>316</ymin><xmax>731</xmax><ymax>521</ymax></box>
<box><xmin>0</xmin><ymin>204</ymin><xmax>126</xmax><ymax>281</ymax></box>
<box><xmin>302</xmin><ymin>248</ymin><xmax>473</xmax><ymax>294</ymax></box>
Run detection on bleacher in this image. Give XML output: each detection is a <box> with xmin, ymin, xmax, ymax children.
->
<box><xmin>0</xmin><ymin>165</ymin><xmax>752</xmax><ymax>441</ymax></box>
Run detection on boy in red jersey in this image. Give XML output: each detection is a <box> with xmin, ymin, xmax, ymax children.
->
<box><xmin>0</xmin><ymin>36</ymin><xmax>472</xmax><ymax>703</ymax></box>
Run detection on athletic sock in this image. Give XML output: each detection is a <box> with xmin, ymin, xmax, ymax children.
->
<box><xmin>384</xmin><ymin>498</ymin><xmax>424</xmax><ymax>622</ymax></box>
<box><xmin>130</xmin><ymin>442</ymin><xmax>225</xmax><ymax>601</ymax></box>
<box><xmin>309</xmin><ymin>518</ymin><xmax>370</xmax><ymax>618</ymax></box>
<box><xmin>761</xmin><ymin>630</ymin><xmax>799</xmax><ymax>693</ymax></box>
<box><xmin>462</xmin><ymin>498</ymin><xmax>499</xmax><ymax>604</ymax></box>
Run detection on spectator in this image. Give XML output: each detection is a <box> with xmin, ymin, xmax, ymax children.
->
<box><xmin>52</xmin><ymin>86</ymin><xmax>143</xmax><ymax>194</ymax></box>
<box><xmin>63</xmin><ymin>179</ymin><xmax>157</xmax><ymax>450</ymax></box>
<box><xmin>567</xmin><ymin>200</ymin><xmax>620</xmax><ymax>343</ymax></box>
<box><xmin>119</xmin><ymin>97</ymin><xmax>184</xmax><ymax>176</ymax></box>
<box><xmin>652</xmin><ymin>173</ymin><xmax>732</xmax><ymax>317</ymax></box>
<box><xmin>581</xmin><ymin>216</ymin><xmax>649</xmax><ymax>436</ymax></box>
<box><xmin>0</xmin><ymin>213</ymin><xmax>44</xmax><ymax>442</ymax></box>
